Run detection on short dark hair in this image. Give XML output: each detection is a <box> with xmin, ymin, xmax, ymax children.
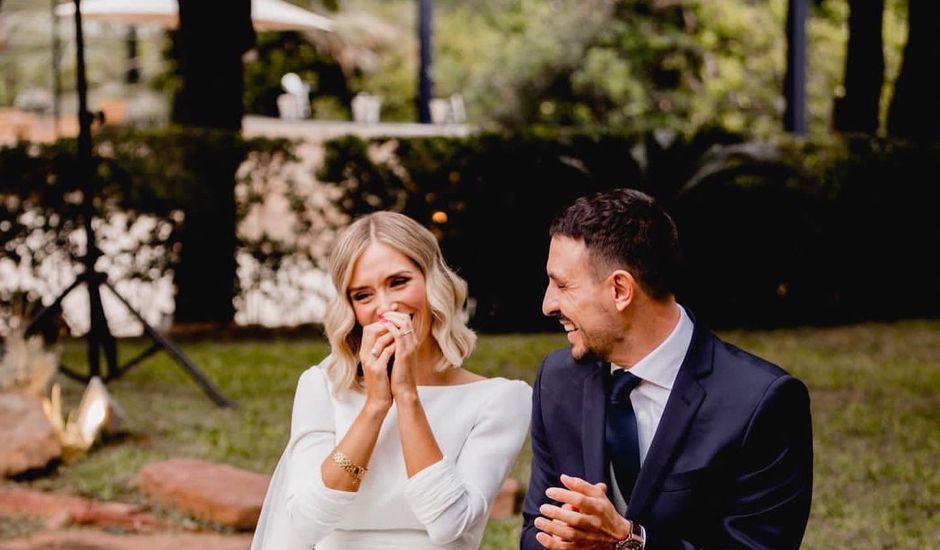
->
<box><xmin>549</xmin><ymin>188</ymin><xmax>680</xmax><ymax>300</ymax></box>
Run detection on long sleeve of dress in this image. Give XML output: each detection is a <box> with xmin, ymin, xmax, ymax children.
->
<box><xmin>284</xmin><ymin>367</ymin><xmax>358</xmax><ymax>545</ymax></box>
<box><xmin>403</xmin><ymin>380</ymin><xmax>532</xmax><ymax>544</ymax></box>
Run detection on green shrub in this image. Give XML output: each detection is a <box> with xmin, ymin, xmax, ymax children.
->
<box><xmin>319</xmin><ymin>130</ymin><xmax>940</xmax><ymax>330</ymax></box>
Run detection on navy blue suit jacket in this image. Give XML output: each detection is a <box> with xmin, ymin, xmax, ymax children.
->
<box><xmin>521</xmin><ymin>322</ymin><xmax>813</xmax><ymax>550</ymax></box>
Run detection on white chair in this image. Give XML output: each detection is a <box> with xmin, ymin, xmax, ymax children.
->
<box><xmin>352</xmin><ymin>92</ymin><xmax>382</xmax><ymax>123</ymax></box>
<box><xmin>429</xmin><ymin>98</ymin><xmax>450</xmax><ymax>124</ymax></box>
<box><xmin>428</xmin><ymin>93</ymin><xmax>467</xmax><ymax>124</ymax></box>
<box><xmin>276</xmin><ymin>73</ymin><xmax>310</xmax><ymax>120</ymax></box>
<box><xmin>449</xmin><ymin>93</ymin><xmax>465</xmax><ymax>123</ymax></box>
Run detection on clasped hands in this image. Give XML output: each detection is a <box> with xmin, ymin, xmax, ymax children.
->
<box><xmin>359</xmin><ymin>311</ymin><xmax>418</xmax><ymax>408</ymax></box>
<box><xmin>534</xmin><ymin>474</ymin><xmax>633</xmax><ymax>549</ymax></box>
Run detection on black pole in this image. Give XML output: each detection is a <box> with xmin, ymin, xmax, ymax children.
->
<box><xmin>784</xmin><ymin>0</ymin><xmax>807</xmax><ymax>134</ymax></box>
<box><xmin>51</xmin><ymin>0</ymin><xmax>62</xmax><ymax>136</ymax></box>
<box><xmin>125</xmin><ymin>26</ymin><xmax>140</xmax><ymax>84</ymax></box>
<box><xmin>73</xmin><ymin>0</ymin><xmax>91</xmax><ymax>164</ymax></box>
<box><xmin>73</xmin><ymin>0</ymin><xmax>115</xmax><ymax>379</ymax></box>
<box><xmin>417</xmin><ymin>0</ymin><xmax>433</xmax><ymax>123</ymax></box>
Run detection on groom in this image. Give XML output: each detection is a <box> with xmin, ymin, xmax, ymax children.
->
<box><xmin>522</xmin><ymin>189</ymin><xmax>813</xmax><ymax>549</ymax></box>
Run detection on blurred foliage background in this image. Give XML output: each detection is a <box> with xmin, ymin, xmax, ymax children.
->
<box><xmin>0</xmin><ymin>0</ymin><xmax>911</xmax><ymax>136</ymax></box>
<box><xmin>0</xmin><ymin>0</ymin><xmax>936</xmax><ymax>330</ymax></box>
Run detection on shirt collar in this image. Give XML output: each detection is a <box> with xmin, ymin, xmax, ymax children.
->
<box><xmin>610</xmin><ymin>305</ymin><xmax>694</xmax><ymax>391</ymax></box>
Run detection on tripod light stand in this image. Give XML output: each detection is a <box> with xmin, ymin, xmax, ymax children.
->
<box><xmin>25</xmin><ymin>0</ymin><xmax>235</xmax><ymax>408</ymax></box>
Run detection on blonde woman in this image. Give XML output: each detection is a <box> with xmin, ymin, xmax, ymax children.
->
<box><xmin>252</xmin><ymin>212</ymin><xmax>532</xmax><ymax>550</ymax></box>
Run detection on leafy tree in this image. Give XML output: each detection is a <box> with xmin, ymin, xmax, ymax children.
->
<box><xmin>437</xmin><ymin>0</ymin><xmax>876</xmax><ymax>136</ymax></box>
<box><xmin>455</xmin><ymin>1</ymin><xmax>703</xmax><ymax>132</ymax></box>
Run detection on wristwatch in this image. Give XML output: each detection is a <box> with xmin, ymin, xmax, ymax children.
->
<box><xmin>613</xmin><ymin>520</ymin><xmax>645</xmax><ymax>550</ymax></box>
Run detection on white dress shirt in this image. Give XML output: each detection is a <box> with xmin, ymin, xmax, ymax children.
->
<box><xmin>609</xmin><ymin>305</ymin><xmax>694</xmax><ymax>514</ymax></box>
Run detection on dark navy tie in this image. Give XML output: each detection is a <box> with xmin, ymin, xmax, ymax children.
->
<box><xmin>606</xmin><ymin>369</ymin><xmax>642</xmax><ymax>503</ymax></box>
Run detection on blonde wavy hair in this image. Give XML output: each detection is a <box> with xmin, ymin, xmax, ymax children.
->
<box><xmin>323</xmin><ymin>211</ymin><xmax>476</xmax><ymax>393</ymax></box>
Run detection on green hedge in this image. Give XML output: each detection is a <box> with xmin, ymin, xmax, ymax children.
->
<box><xmin>319</xmin><ymin>130</ymin><xmax>940</xmax><ymax>331</ymax></box>
<box><xmin>0</xmin><ymin>127</ymin><xmax>301</xmax><ymax>325</ymax></box>
<box><xmin>5</xmin><ymin>128</ymin><xmax>939</xmax><ymax>332</ymax></box>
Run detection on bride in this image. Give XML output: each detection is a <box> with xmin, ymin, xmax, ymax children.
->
<box><xmin>251</xmin><ymin>211</ymin><xmax>531</xmax><ymax>549</ymax></box>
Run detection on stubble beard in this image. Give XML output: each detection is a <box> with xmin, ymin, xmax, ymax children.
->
<box><xmin>572</xmin><ymin>345</ymin><xmax>601</xmax><ymax>362</ymax></box>
<box><xmin>570</xmin><ymin>328</ymin><xmax>614</xmax><ymax>363</ymax></box>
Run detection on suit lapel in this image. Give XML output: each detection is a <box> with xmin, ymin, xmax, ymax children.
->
<box><xmin>581</xmin><ymin>363</ymin><xmax>608</xmax><ymax>484</ymax></box>
<box><xmin>628</xmin><ymin>327</ymin><xmax>713</xmax><ymax>518</ymax></box>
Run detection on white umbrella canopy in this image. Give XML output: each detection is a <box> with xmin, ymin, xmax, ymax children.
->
<box><xmin>55</xmin><ymin>0</ymin><xmax>334</xmax><ymax>32</ymax></box>
<box><xmin>251</xmin><ymin>0</ymin><xmax>333</xmax><ymax>32</ymax></box>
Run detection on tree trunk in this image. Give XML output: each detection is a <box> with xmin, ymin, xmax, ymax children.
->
<box><xmin>173</xmin><ymin>0</ymin><xmax>254</xmax><ymax>325</ymax></box>
<box><xmin>887</xmin><ymin>0</ymin><xmax>940</xmax><ymax>141</ymax></box>
<box><xmin>832</xmin><ymin>0</ymin><xmax>884</xmax><ymax>134</ymax></box>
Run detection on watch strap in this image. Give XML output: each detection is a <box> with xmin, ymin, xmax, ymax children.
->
<box><xmin>613</xmin><ymin>520</ymin><xmax>645</xmax><ymax>550</ymax></box>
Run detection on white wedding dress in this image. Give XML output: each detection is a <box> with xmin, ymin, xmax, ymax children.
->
<box><xmin>251</xmin><ymin>360</ymin><xmax>532</xmax><ymax>550</ymax></box>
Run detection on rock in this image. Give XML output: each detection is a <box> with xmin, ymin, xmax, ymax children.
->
<box><xmin>0</xmin><ymin>486</ymin><xmax>171</xmax><ymax>532</ymax></box>
<box><xmin>0</xmin><ymin>392</ymin><xmax>62</xmax><ymax>477</ymax></box>
<box><xmin>135</xmin><ymin>459</ymin><xmax>271</xmax><ymax>530</ymax></box>
<box><xmin>490</xmin><ymin>477</ymin><xmax>522</xmax><ymax>520</ymax></box>
<box><xmin>0</xmin><ymin>528</ymin><xmax>252</xmax><ymax>550</ymax></box>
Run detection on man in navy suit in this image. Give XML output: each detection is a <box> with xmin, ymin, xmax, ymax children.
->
<box><xmin>522</xmin><ymin>189</ymin><xmax>813</xmax><ymax>550</ymax></box>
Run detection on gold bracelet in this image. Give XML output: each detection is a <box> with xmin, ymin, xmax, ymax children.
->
<box><xmin>332</xmin><ymin>450</ymin><xmax>367</xmax><ymax>483</ymax></box>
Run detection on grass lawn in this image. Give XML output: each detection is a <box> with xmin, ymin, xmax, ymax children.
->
<box><xmin>5</xmin><ymin>321</ymin><xmax>938</xmax><ymax>548</ymax></box>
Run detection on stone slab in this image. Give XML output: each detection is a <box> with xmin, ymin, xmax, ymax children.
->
<box><xmin>135</xmin><ymin>459</ymin><xmax>270</xmax><ymax>530</ymax></box>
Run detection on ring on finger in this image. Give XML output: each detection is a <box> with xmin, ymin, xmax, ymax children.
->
<box><xmin>370</xmin><ymin>347</ymin><xmax>379</xmax><ymax>357</ymax></box>
<box><xmin>400</xmin><ymin>328</ymin><xmax>414</xmax><ymax>335</ymax></box>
